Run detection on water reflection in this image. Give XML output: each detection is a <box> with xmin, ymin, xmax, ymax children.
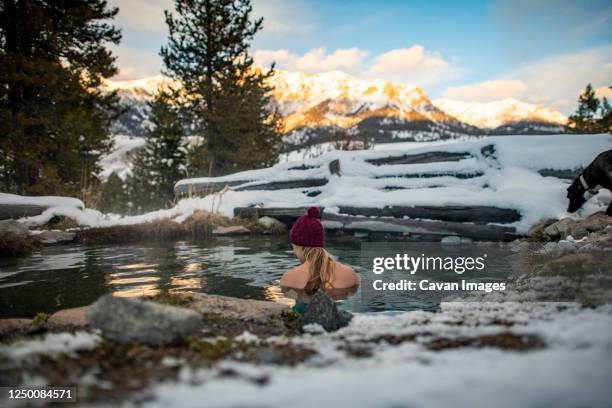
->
<box><xmin>0</xmin><ymin>237</ymin><xmax>368</xmax><ymax>318</ymax></box>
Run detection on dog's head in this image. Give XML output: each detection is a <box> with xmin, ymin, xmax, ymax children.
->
<box><xmin>566</xmin><ymin>179</ymin><xmax>586</xmax><ymax>213</ymax></box>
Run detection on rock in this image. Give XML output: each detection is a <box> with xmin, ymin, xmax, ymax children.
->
<box><xmin>329</xmin><ymin>159</ymin><xmax>341</xmax><ymax>176</ymax></box>
<box><xmin>440</xmin><ymin>236</ymin><xmax>472</xmax><ymax>244</ymax></box>
<box><xmin>527</xmin><ymin>218</ymin><xmax>557</xmax><ymax>238</ymax></box>
<box><xmin>568</xmin><ymin>212</ymin><xmax>612</xmax><ymax>239</ymax></box>
<box><xmin>297</xmin><ymin>290</ymin><xmax>352</xmax><ymax>332</ymax></box>
<box><xmin>212</xmin><ymin>225</ymin><xmax>250</xmax><ymax>235</ymax></box>
<box><xmin>543</xmin><ymin>218</ymin><xmax>576</xmax><ymax>240</ymax></box>
<box><xmin>31</xmin><ymin>230</ymin><xmax>76</xmax><ymax>245</ymax></box>
<box><xmin>86</xmin><ymin>295</ymin><xmax>203</xmax><ymax>346</ymax></box>
<box><xmin>183</xmin><ymin>293</ymin><xmax>286</xmax><ymax>323</ymax></box>
<box><xmin>0</xmin><ymin>318</ymin><xmax>32</xmax><ymax>338</ymax></box>
<box><xmin>254</xmin><ymin>348</ymin><xmax>283</xmax><ymax>365</ymax></box>
<box><xmin>0</xmin><ymin>220</ymin><xmax>29</xmax><ymax>237</ymax></box>
<box><xmin>257</xmin><ymin>216</ymin><xmax>284</xmax><ymax>229</ymax></box>
<box><xmin>47</xmin><ymin>306</ymin><xmax>88</xmax><ymax>329</ymax></box>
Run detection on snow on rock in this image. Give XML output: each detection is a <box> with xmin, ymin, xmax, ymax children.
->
<box><xmin>144</xmin><ymin>303</ymin><xmax>612</xmax><ymax>408</ymax></box>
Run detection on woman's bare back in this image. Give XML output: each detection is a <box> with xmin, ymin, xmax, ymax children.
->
<box><xmin>280</xmin><ymin>261</ymin><xmax>358</xmax><ymax>290</ymax></box>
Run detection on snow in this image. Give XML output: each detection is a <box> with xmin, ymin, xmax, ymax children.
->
<box><xmin>434</xmin><ymin>98</ymin><xmax>567</xmax><ymax>129</ymax></box>
<box><xmin>98</xmin><ymin>134</ymin><xmax>146</xmax><ymax>181</ymax></box>
<box><xmin>0</xmin><ymin>193</ymin><xmax>83</xmax><ymax>209</ymax></box>
<box><xmin>0</xmin><ymin>331</ymin><xmax>101</xmax><ymax>360</ymax></box>
<box><xmin>106</xmin><ymin>72</ymin><xmax>567</xmax><ymax>136</ymax></box>
<box><xmin>173</xmin><ymin>134</ymin><xmax>611</xmax><ymax>233</ymax></box>
<box><xmin>144</xmin><ymin>303</ymin><xmax>612</xmax><ymax>408</ymax></box>
<box><xmin>15</xmin><ymin>134</ymin><xmax>612</xmax><ymax>234</ymax></box>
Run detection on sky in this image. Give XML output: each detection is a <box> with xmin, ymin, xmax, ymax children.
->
<box><xmin>108</xmin><ymin>0</ymin><xmax>612</xmax><ymax>114</ymax></box>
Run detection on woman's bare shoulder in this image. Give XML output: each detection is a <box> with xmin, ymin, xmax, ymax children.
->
<box><xmin>280</xmin><ymin>264</ymin><xmax>308</xmax><ymax>288</ymax></box>
<box><xmin>333</xmin><ymin>262</ymin><xmax>359</xmax><ymax>286</ymax></box>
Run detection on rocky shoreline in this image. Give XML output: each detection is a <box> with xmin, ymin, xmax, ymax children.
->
<box><xmin>1</xmin><ymin>213</ymin><xmax>611</xmax><ymax>406</ymax></box>
<box><xmin>0</xmin><ymin>211</ymin><xmax>286</xmax><ymax>257</ymax></box>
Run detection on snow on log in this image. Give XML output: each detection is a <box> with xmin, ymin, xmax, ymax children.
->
<box><xmin>0</xmin><ymin>193</ymin><xmax>84</xmax><ymax>221</ymax></box>
<box><xmin>537</xmin><ymin>168</ymin><xmax>582</xmax><ymax>180</ymax></box>
<box><xmin>172</xmin><ymin>134</ymin><xmax>611</xmax><ymax>234</ymax></box>
<box><xmin>337</xmin><ymin>205</ymin><xmax>521</xmax><ymax>224</ymax></box>
<box><xmin>366</xmin><ymin>151</ymin><xmax>471</xmax><ymax>166</ymax></box>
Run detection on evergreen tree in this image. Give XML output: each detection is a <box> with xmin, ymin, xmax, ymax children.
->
<box><xmin>128</xmin><ymin>88</ymin><xmax>187</xmax><ymax>213</ymax></box>
<box><xmin>599</xmin><ymin>95</ymin><xmax>611</xmax><ymax>133</ymax></box>
<box><xmin>568</xmin><ymin>84</ymin><xmax>602</xmax><ymax>133</ymax></box>
<box><xmin>161</xmin><ymin>0</ymin><xmax>281</xmax><ymax>177</ymax></box>
<box><xmin>99</xmin><ymin>171</ymin><xmax>127</xmax><ymax>214</ymax></box>
<box><xmin>0</xmin><ymin>0</ymin><xmax>122</xmax><ymax>196</ymax></box>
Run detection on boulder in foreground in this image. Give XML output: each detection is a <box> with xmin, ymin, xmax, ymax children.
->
<box><xmin>298</xmin><ymin>290</ymin><xmax>352</xmax><ymax>332</ymax></box>
<box><xmin>86</xmin><ymin>295</ymin><xmax>203</xmax><ymax>346</ymax></box>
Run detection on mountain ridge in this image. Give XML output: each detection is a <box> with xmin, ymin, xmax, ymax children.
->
<box><xmin>104</xmin><ymin>71</ymin><xmax>567</xmax><ymax>141</ymax></box>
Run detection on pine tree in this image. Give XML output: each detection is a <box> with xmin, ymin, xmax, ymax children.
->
<box><xmin>0</xmin><ymin>0</ymin><xmax>122</xmax><ymax>196</ymax></box>
<box><xmin>568</xmin><ymin>84</ymin><xmax>602</xmax><ymax>133</ymax></box>
<box><xmin>127</xmin><ymin>88</ymin><xmax>187</xmax><ymax>213</ymax></box>
<box><xmin>99</xmin><ymin>172</ymin><xmax>127</xmax><ymax>214</ymax></box>
<box><xmin>599</xmin><ymin>95</ymin><xmax>611</xmax><ymax>133</ymax></box>
<box><xmin>161</xmin><ymin>0</ymin><xmax>281</xmax><ymax>177</ymax></box>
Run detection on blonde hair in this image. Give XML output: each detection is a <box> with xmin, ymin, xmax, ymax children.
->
<box><xmin>300</xmin><ymin>246</ymin><xmax>335</xmax><ymax>295</ymax></box>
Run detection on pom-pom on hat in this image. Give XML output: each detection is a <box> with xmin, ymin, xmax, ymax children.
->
<box><xmin>289</xmin><ymin>207</ymin><xmax>324</xmax><ymax>247</ymax></box>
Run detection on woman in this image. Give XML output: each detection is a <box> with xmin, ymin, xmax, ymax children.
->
<box><xmin>280</xmin><ymin>207</ymin><xmax>359</xmax><ymax>312</ymax></box>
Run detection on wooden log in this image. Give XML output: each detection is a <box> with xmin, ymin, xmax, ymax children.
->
<box><xmin>374</xmin><ymin>171</ymin><xmax>484</xmax><ymax>179</ymax></box>
<box><xmin>537</xmin><ymin>168</ymin><xmax>582</xmax><ymax>180</ymax></box>
<box><xmin>175</xmin><ymin>180</ymin><xmax>248</xmax><ymax>196</ymax></box>
<box><xmin>366</xmin><ymin>151</ymin><xmax>471</xmax><ymax>166</ymax></box>
<box><xmin>337</xmin><ymin>205</ymin><xmax>520</xmax><ymax>224</ymax></box>
<box><xmin>323</xmin><ymin>213</ymin><xmax>519</xmax><ymax>242</ymax></box>
<box><xmin>235</xmin><ymin>178</ymin><xmax>328</xmax><ymax>191</ymax></box>
<box><xmin>0</xmin><ymin>204</ymin><xmax>52</xmax><ymax>220</ymax></box>
<box><xmin>176</xmin><ymin>178</ymin><xmax>329</xmax><ymax>196</ymax></box>
<box><xmin>234</xmin><ymin>207</ymin><xmax>321</xmax><ymax>223</ymax></box>
<box><xmin>232</xmin><ymin>207</ymin><xmax>520</xmax><ymax>241</ymax></box>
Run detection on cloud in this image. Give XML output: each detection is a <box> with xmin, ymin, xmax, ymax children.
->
<box><xmin>254</xmin><ymin>48</ymin><xmax>368</xmax><ymax>72</ymax></box>
<box><xmin>442</xmin><ymin>80</ymin><xmax>527</xmax><ymax>101</ymax></box>
<box><xmin>110</xmin><ymin>45</ymin><xmax>163</xmax><ymax>80</ymax></box>
<box><xmin>595</xmin><ymin>86</ymin><xmax>612</xmax><ymax>99</ymax></box>
<box><xmin>255</xmin><ymin>44</ymin><xmax>456</xmax><ymax>85</ymax></box>
<box><xmin>110</xmin><ymin>0</ymin><xmax>171</xmax><ymax>31</ymax></box>
<box><xmin>252</xmin><ymin>0</ymin><xmax>314</xmax><ymax>34</ymax></box>
<box><xmin>440</xmin><ymin>45</ymin><xmax>612</xmax><ymax>113</ymax></box>
<box><xmin>365</xmin><ymin>45</ymin><xmax>457</xmax><ymax>86</ymax></box>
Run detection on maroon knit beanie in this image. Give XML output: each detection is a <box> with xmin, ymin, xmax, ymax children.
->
<box><xmin>289</xmin><ymin>207</ymin><xmax>324</xmax><ymax>247</ymax></box>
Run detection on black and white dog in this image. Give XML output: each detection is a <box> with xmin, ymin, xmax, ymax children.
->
<box><xmin>566</xmin><ymin>149</ymin><xmax>612</xmax><ymax>216</ymax></box>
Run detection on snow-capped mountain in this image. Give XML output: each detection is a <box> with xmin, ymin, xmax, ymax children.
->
<box><xmin>104</xmin><ymin>71</ymin><xmax>567</xmax><ymax>143</ymax></box>
<box><xmin>433</xmin><ymin>98</ymin><xmax>567</xmax><ymax>132</ymax></box>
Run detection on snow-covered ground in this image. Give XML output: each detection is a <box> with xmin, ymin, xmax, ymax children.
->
<box><xmin>1</xmin><ymin>302</ymin><xmax>609</xmax><ymax>407</ymax></box>
<box><xmin>10</xmin><ymin>134</ymin><xmax>612</xmax><ymax>234</ymax></box>
<box><xmin>98</xmin><ymin>134</ymin><xmax>146</xmax><ymax>181</ymax></box>
<box><xmin>144</xmin><ymin>303</ymin><xmax>612</xmax><ymax>407</ymax></box>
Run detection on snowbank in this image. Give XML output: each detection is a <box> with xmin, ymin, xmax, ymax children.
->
<box><xmin>174</xmin><ymin>134</ymin><xmax>611</xmax><ymax>233</ymax></box>
<box><xmin>0</xmin><ymin>193</ymin><xmax>83</xmax><ymax>209</ymax></box>
<box><xmin>16</xmin><ymin>134</ymin><xmax>612</xmax><ymax>233</ymax></box>
<box><xmin>146</xmin><ymin>302</ymin><xmax>612</xmax><ymax>408</ymax></box>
